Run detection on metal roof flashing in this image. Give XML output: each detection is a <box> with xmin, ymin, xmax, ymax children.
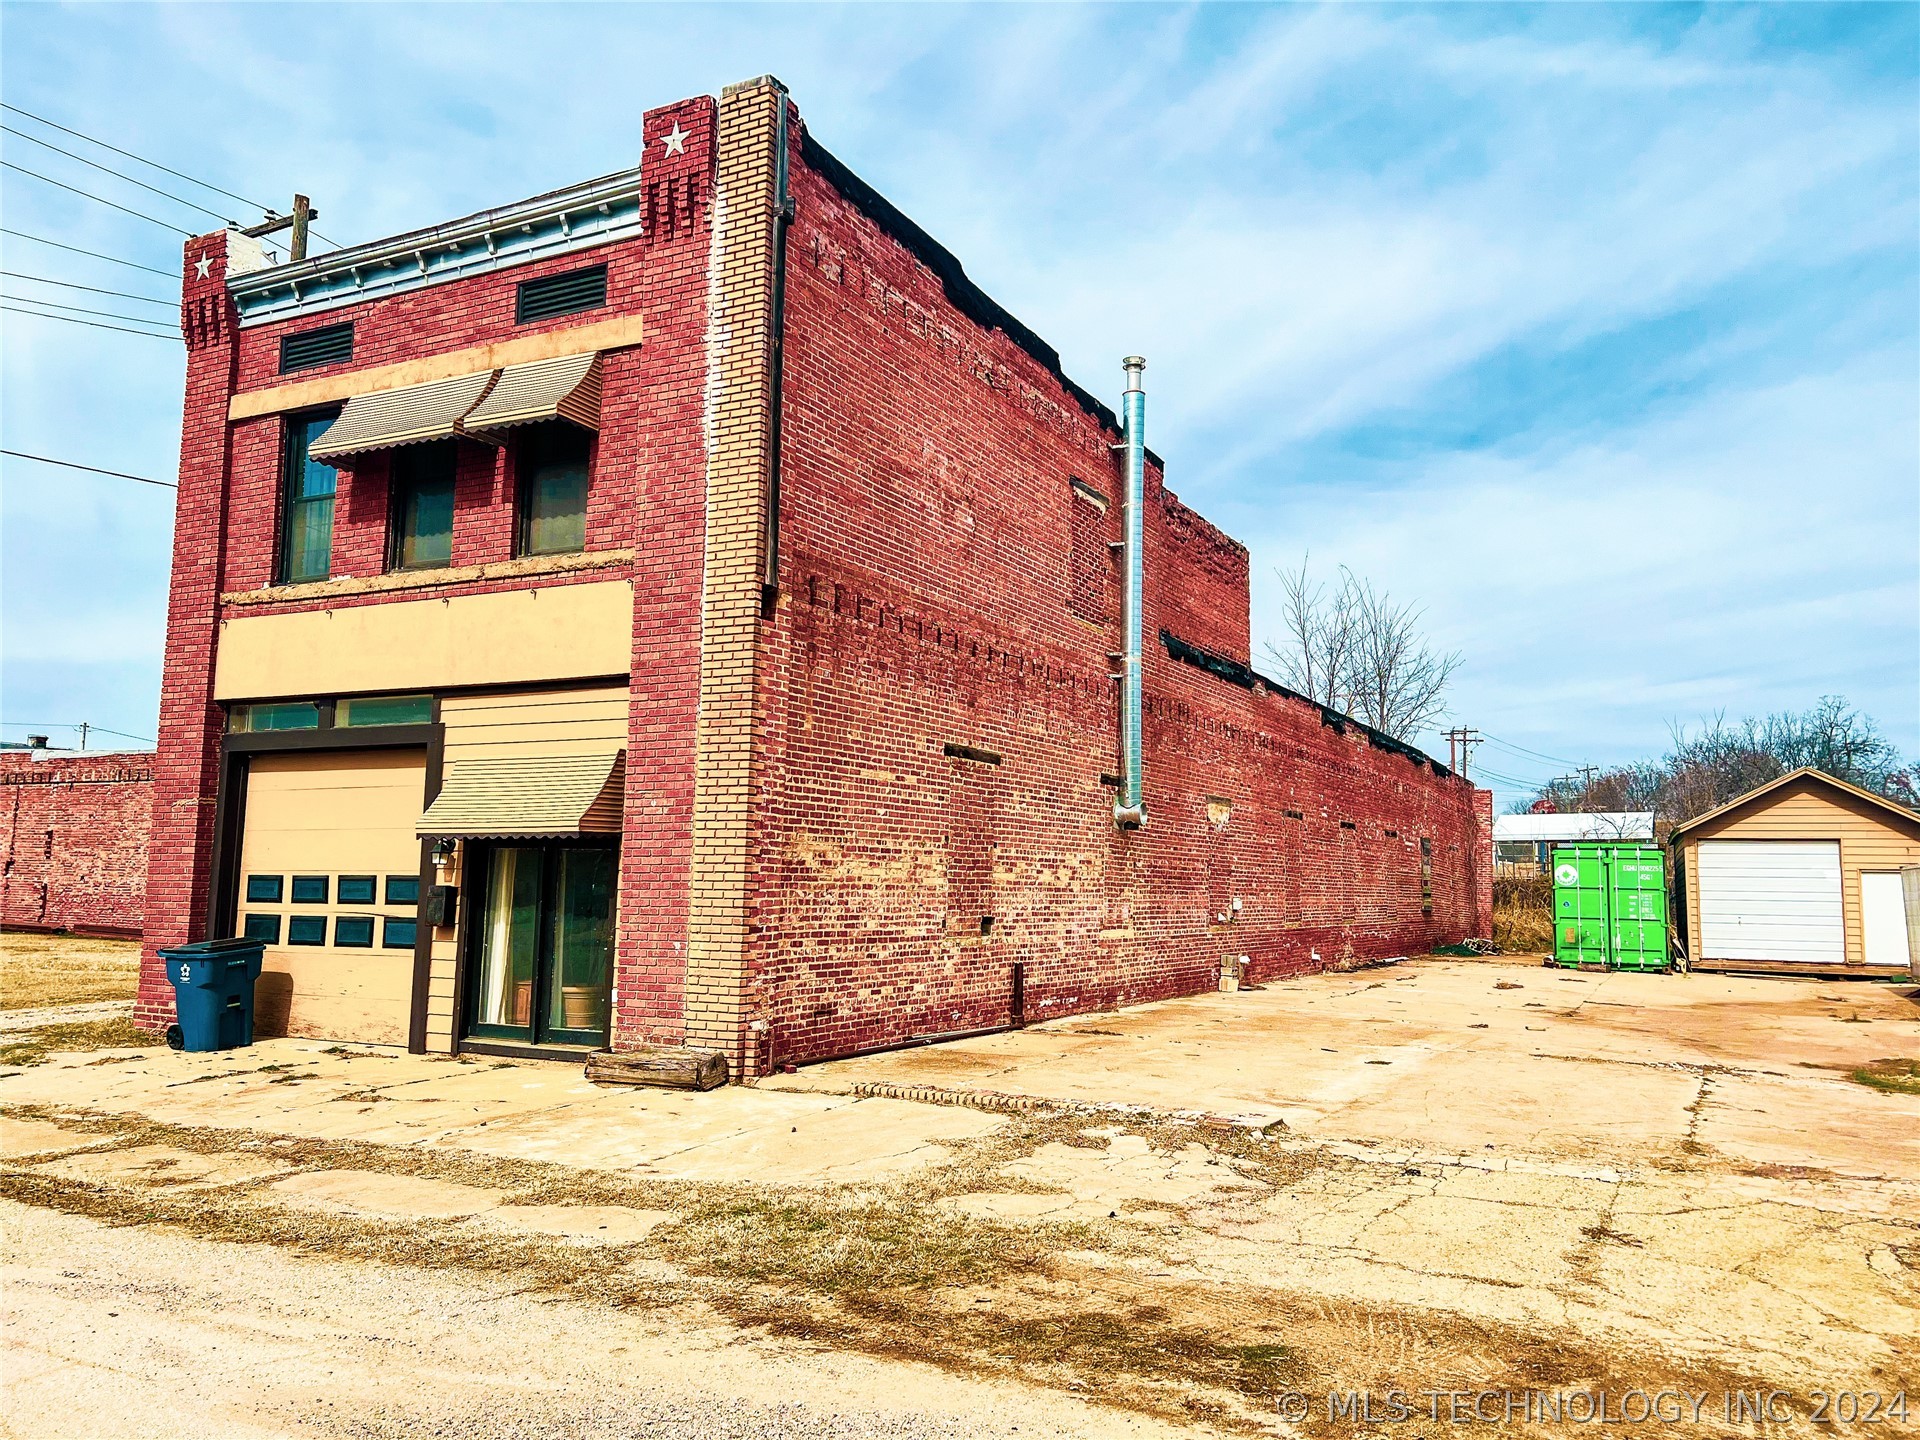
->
<box><xmin>227</xmin><ymin>166</ymin><xmax>645</xmax><ymax>328</ymax></box>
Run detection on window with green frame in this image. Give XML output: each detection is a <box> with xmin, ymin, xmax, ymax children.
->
<box><xmin>337</xmin><ymin>694</ymin><xmax>433</xmax><ymax>727</ymax></box>
<box><xmin>516</xmin><ymin>422</ymin><xmax>592</xmax><ymax>557</ymax></box>
<box><xmin>280</xmin><ymin>411</ymin><xmax>342</xmax><ymax>584</ymax></box>
<box><xmin>389</xmin><ymin>441</ymin><xmax>457</xmax><ymax>571</ymax></box>
<box><xmin>229</xmin><ymin>702</ymin><xmax>320</xmax><ymax>733</ymax></box>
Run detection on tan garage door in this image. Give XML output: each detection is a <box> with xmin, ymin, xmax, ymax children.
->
<box><xmin>236</xmin><ymin>749</ymin><xmax>426</xmax><ymax>1044</ymax></box>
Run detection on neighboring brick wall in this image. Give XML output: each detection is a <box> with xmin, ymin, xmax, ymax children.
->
<box><xmin>0</xmin><ymin>754</ymin><xmax>153</xmax><ymax>936</ymax></box>
<box><xmin>749</xmin><ymin>119</ymin><xmax>1491</xmax><ymax>1065</ymax></box>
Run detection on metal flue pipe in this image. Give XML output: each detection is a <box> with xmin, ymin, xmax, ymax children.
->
<box><xmin>1114</xmin><ymin>356</ymin><xmax>1147</xmax><ymax>829</ymax></box>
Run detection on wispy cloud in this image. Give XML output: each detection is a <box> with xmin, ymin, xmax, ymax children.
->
<box><xmin>2</xmin><ymin>3</ymin><xmax>1912</xmax><ymax>800</ymax></box>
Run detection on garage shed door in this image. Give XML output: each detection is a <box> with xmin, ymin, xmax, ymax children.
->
<box><xmin>237</xmin><ymin>750</ymin><xmax>426</xmax><ymax>1044</ymax></box>
<box><xmin>1696</xmin><ymin>840</ymin><xmax>1843</xmax><ymax>966</ymax></box>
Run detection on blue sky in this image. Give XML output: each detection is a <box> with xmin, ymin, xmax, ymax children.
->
<box><xmin>2</xmin><ymin>3</ymin><xmax>1914</xmax><ymax>807</ymax></box>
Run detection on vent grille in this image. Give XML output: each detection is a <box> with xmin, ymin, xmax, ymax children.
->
<box><xmin>516</xmin><ymin>264</ymin><xmax>608</xmax><ymax>324</ymax></box>
<box><xmin>279</xmin><ymin>322</ymin><xmax>354</xmax><ymax>374</ymax></box>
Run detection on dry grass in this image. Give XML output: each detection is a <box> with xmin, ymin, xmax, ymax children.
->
<box><xmin>1492</xmin><ymin>871</ymin><xmax>1555</xmax><ymax>953</ymax></box>
<box><xmin>0</xmin><ymin>933</ymin><xmax>140</xmax><ymax>1009</ymax></box>
<box><xmin>1850</xmin><ymin>1057</ymin><xmax>1920</xmax><ymax>1096</ymax></box>
<box><xmin>0</xmin><ymin>1017</ymin><xmax>157</xmax><ymax>1069</ymax></box>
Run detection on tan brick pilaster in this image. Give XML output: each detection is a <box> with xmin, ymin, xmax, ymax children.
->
<box><xmin>683</xmin><ymin>76</ymin><xmax>787</xmax><ymax>1078</ymax></box>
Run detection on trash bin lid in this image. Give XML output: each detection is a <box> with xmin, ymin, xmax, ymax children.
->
<box><xmin>157</xmin><ymin>936</ymin><xmax>267</xmax><ymax>959</ymax></box>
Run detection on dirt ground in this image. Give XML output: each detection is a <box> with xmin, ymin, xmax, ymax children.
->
<box><xmin>2</xmin><ymin>946</ymin><xmax>1916</xmax><ymax>1438</ymax></box>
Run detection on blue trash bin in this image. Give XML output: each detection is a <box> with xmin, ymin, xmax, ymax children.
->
<box><xmin>158</xmin><ymin>937</ymin><xmax>264</xmax><ymax>1052</ymax></box>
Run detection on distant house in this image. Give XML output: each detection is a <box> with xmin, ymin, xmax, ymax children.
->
<box><xmin>1670</xmin><ymin>768</ymin><xmax>1918</xmax><ymax>977</ymax></box>
<box><xmin>1493</xmin><ymin>812</ymin><xmax>1654</xmax><ymax>873</ymax></box>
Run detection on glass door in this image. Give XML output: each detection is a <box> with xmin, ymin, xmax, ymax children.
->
<box><xmin>466</xmin><ymin>843</ymin><xmax>615</xmax><ymax>1047</ymax></box>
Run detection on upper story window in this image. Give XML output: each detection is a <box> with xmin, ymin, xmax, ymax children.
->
<box><xmin>516</xmin><ymin>422</ymin><xmax>593</xmax><ymax>556</ymax></box>
<box><xmin>389</xmin><ymin>441</ymin><xmax>457</xmax><ymax>571</ymax></box>
<box><xmin>280</xmin><ymin>322</ymin><xmax>354</xmax><ymax>374</ymax></box>
<box><xmin>279</xmin><ymin>411</ymin><xmax>341</xmax><ymax>585</ymax></box>
<box><xmin>516</xmin><ymin>264</ymin><xmax>607</xmax><ymax>325</ymax></box>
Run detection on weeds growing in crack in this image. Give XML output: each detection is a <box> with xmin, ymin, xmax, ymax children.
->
<box><xmin>0</xmin><ymin>1018</ymin><xmax>156</xmax><ymax>1069</ymax></box>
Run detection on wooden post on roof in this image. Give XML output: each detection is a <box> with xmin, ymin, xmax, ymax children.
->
<box><xmin>241</xmin><ymin>194</ymin><xmax>320</xmax><ymax>264</ymax></box>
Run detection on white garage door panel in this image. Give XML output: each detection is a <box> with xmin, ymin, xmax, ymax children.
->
<box><xmin>1860</xmin><ymin>873</ymin><xmax>1912</xmax><ymax>968</ymax></box>
<box><xmin>1697</xmin><ymin>840</ymin><xmax>1843</xmax><ymax>965</ymax></box>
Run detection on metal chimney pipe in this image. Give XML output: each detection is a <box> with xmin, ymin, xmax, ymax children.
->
<box><xmin>1114</xmin><ymin>356</ymin><xmax>1147</xmax><ymax>829</ymax></box>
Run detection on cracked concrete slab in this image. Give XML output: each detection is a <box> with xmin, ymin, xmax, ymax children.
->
<box><xmin>0</xmin><ymin>1116</ymin><xmax>113</xmax><ymax>1160</ymax></box>
<box><xmin>481</xmin><ymin>1204</ymin><xmax>678</xmax><ymax>1243</ymax></box>
<box><xmin>35</xmin><ymin>1143</ymin><xmax>293</xmax><ymax>1190</ymax></box>
<box><xmin>266</xmin><ymin>1169</ymin><xmax>504</xmax><ymax>1218</ymax></box>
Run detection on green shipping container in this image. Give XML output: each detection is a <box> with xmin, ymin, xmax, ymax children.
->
<box><xmin>1551</xmin><ymin>843</ymin><xmax>1670</xmax><ymax>972</ymax></box>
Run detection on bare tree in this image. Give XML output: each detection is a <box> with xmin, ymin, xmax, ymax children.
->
<box><xmin>1343</xmin><ymin>572</ymin><xmax>1462</xmax><ymax>740</ymax></box>
<box><xmin>1268</xmin><ymin>555</ymin><xmax>1356</xmax><ymax>715</ymax></box>
<box><xmin>1263</xmin><ymin>555</ymin><xmax>1461</xmax><ymax>742</ymax></box>
<box><xmin>1524</xmin><ymin>697</ymin><xmax>1915</xmax><ymax>835</ymax></box>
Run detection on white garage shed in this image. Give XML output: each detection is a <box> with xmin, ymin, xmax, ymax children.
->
<box><xmin>1672</xmin><ymin>768</ymin><xmax>1919</xmax><ymax>977</ymax></box>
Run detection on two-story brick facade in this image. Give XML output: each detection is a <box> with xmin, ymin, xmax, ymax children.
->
<box><xmin>137</xmin><ymin>76</ymin><xmax>1492</xmax><ymax>1076</ymax></box>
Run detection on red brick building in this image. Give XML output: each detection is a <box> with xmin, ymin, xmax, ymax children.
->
<box><xmin>3</xmin><ymin>752</ymin><xmax>152</xmax><ymax>937</ymax></box>
<box><xmin>137</xmin><ymin>77</ymin><xmax>1492</xmax><ymax>1074</ymax></box>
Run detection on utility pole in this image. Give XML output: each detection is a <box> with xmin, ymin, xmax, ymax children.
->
<box><xmin>241</xmin><ymin>194</ymin><xmax>319</xmax><ymax>263</ymax></box>
<box><xmin>75</xmin><ymin>722</ymin><xmax>88</xmax><ymax>752</ymax></box>
<box><xmin>1443</xmin><ymin>727</ymin><xmax>1482</xmax><ymax>779</ymax></box>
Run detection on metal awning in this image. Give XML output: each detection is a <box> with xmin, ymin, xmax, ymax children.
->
<box><xmin>308</xmin><ymin>368</ymin><xmax>500</xmax><ymax>462</ymax></box>
<box><xmin>417</xmin><ymin>751</ymin><xmax>625</xmax><ymax>839</ymax></box>
<box><xmin>464</xmin><ymin>352</ymin><xmax>603</xmax><ymax>436</ymax></box>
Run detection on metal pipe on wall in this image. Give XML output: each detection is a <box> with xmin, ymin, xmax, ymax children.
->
<box><xmin>1114</xmin><ymin>356</ymin><xmax>1147</xmax><ymax>829</ymax></box>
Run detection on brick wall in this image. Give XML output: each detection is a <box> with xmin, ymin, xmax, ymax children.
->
<box><xmin>139</xmin><ymin>79</ymin><xmax>1492</xmax><ymax>1063</ymax></box>
<box><xmin>748</xmin><ymin>117</ymin><xmax>1492</xmax><ymax>1065</ymax></box>
<box><xmin>137</xmin><ymin>125</ymin><xmax>709</xmax><ymax>1042</ymax></box>
<box><xmin>0</xmin><ymin>754</ymin><xmax>152</xmax><ymax>936</ymax></box>
<box><xmin>137</xmin><ymin>229</ymin><xmax>245</xmax><ymax>1035</ymax></box>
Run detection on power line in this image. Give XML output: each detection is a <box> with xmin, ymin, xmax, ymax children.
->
<box><xmin>1</xmin><ymin>102</ymin><xmax>267</xmax><ymax>211</ymax></box>
<box><xmin>2</xmin><ymin>124</ymin><xmax>234</xmax><ymax>226</ymax></box>
<box><xmin>1</xmin><ymin>161</ymin><xmax>195</xmax><ymax>237</ymax></box>
<box><xmin>0</xmin><ymin>449</ymin><xmax>176</xmax><ymax>488</ymax></box>
<box><xmin>1481</xmin><ymin>732</ymin><xmax>1583</xmax><ymax>767</ymax></box>
<box><xmin>0</xmin><ymin>228</ymin><xmax>175</xmax><ymax>278</ymax></box>
<box><xmin>3</xmin><ymin>721</ymin><xmax>155</xmax><ymax>745</ymax></box>
<box><xmin>1</xmin><ymin>270</ymin><xmax>172</xmax><ymax>306</ymax></box>
<box><xmin>1</xmin><ymin>304</ymin><xmax>181</xmax><ymax>341</ymax></box>
<box><xmin>2</xmin><ymin>294</ymin><xmax>178</xmax><ymax>330</ymax></box>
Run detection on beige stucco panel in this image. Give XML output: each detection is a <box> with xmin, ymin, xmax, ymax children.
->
<box><xmin>215</xmin><ymin>582</ymin><xmax>633</xmax><ymax>702</ymax></box>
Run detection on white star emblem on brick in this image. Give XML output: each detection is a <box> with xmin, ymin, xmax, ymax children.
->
<box><xmin>660</xmin><ymin>123</ymin><xmax>688</xmax><ymax>158</ymax></box>
<box><xmin>194</xmin><ymin>253</ymin><xmax>214</xmax><ymax>280</ymax></box>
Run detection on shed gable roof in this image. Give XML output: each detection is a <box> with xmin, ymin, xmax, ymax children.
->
<box><xmin>1670</xmin><ymin>767</ymin><xmax>1920</xmax><ymax>842</ymax></box>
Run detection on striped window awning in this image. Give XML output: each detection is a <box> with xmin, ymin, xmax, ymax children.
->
<box><xmin>465</xmin><ymin>353</ymin><xmax>603</xmax><ymax>437</ymax></box>
<box><xmin>306</xmin><ymin>352</ymin><xmax>606</xmax><ymax>464</ymax></box>
<box><xmin>417</xmin><ymin>751</ymin><xmax>625</xmax><ymax>839</ymax></box>
<box><xmin>308</xmin><ymin>369</ymin><xmax>500</xmax><ymax>462</ymax></box>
